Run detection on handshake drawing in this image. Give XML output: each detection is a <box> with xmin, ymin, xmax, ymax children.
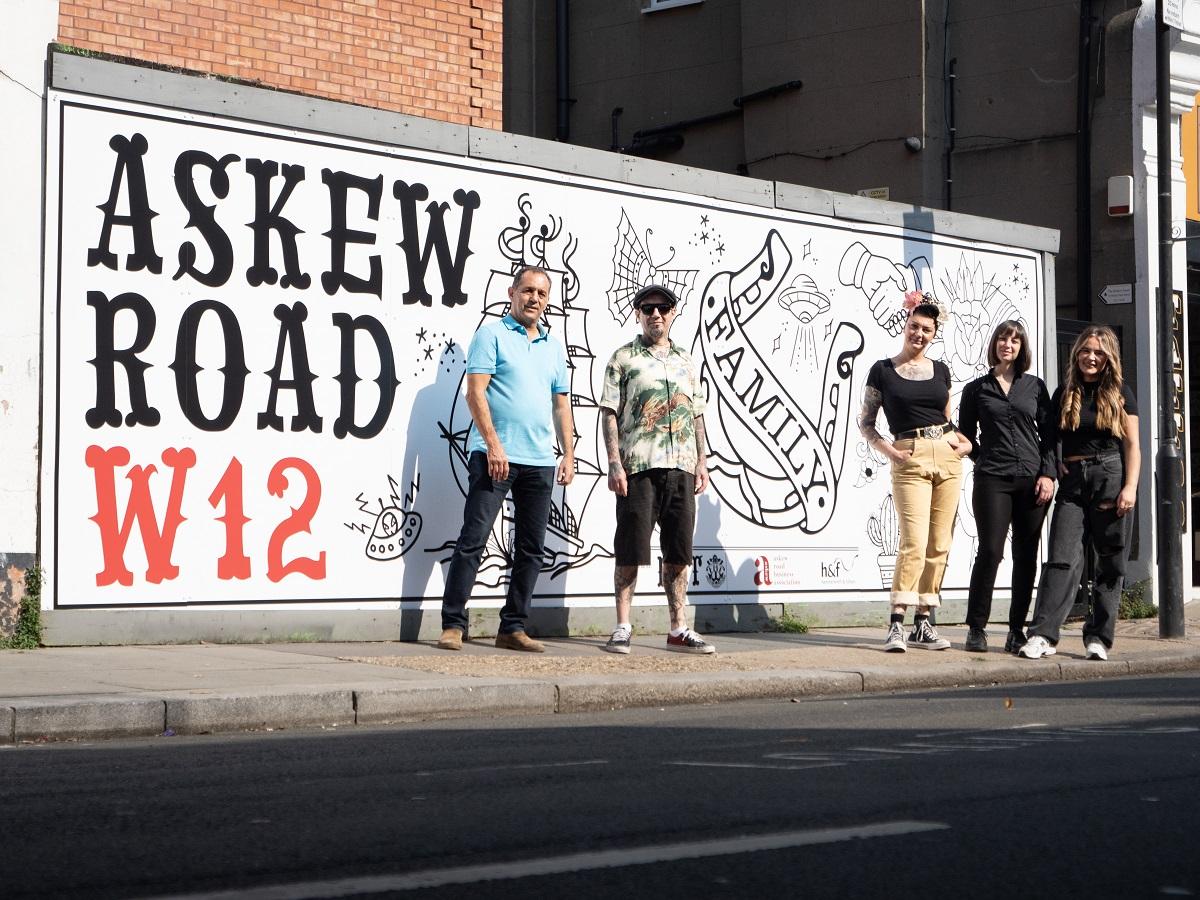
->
<box><xmin>838</xmin><ymin>241</ymin><xmax>932</xmax><ymax>337</ymax></box>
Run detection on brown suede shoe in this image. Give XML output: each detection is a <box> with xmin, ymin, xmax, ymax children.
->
<box><xmin>437</xmin><ymin>627</ymin><xmax>464</xmax><ymax>650</ymax></box>
<box><xmin>494</xmin><ymin>630</ymin><xmax>545</xmax><ymax>653</ymax></box>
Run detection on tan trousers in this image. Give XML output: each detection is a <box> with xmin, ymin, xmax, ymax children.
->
<box><xmin>889</xmin><ymin>436</ymin><xmax>963</xmax><ymax>607</ymax></box>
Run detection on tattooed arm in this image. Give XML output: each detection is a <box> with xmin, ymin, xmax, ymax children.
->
<box><xmin>602</xmin><ymin>409</ymin><xmax>628</xmax><ymax>497</ymax></box>
<box><xmin>693</xmin><ymin>414</ymin><xmax>709</xmax><ymax>495</ymax></box>
<box><xmin>858</xmin><ymin>385</ymin><xmax>907</xmax><ymax>463</ymax></box>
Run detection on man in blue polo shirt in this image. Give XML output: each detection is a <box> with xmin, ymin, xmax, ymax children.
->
<box><xmin>438</xmin><ymin>266</ymin><xmax>575</xmax><ymax>652</ymax></box>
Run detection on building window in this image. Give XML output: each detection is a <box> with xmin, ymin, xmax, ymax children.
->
<box><xmin>643</xmin><ymin>0</ymin><xmax>704</xmax><ymax>12</ymax></box>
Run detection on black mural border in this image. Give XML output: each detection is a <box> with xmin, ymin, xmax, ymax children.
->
<box><xmin>48</xmin><ymin>93</ymin><xmax>1047</xmax><ymax>609</ymax></box>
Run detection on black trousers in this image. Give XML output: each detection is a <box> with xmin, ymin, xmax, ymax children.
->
<box><xmin>965</xmin><ymin>473</ymin><xmax>1049</xmax><ymax>631</ymax></box>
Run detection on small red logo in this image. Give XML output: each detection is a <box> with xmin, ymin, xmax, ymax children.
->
<box><xmin>754</xmin><ymin>556</ymin><xmax>773</xmax><ymax>586</ymax></box>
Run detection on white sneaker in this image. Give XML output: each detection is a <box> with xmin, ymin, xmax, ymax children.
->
<box><xmin>883</xmin><ymin>621</ymin><xmax>907</xmax><ymax>652</ymax></box>
<box><xmin>1018</xmin><ymin>635</ymin><xmax>1055</xmax><ymax>659</ymax></box>
<box><xmin>1085</xmin><ymin>638</ymin><xmax>1108</xmax><ymax>661</ymax></box>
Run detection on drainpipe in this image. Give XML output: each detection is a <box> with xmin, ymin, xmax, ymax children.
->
<box><xmin>1076</xmin><ymin>0</ymin><xmax>1094</xmax><ymax>320</ymax></box>
<box><xmin>556</xmin><ymin>0</ymin><xmax>571</xmax><ymax>141</ymax></box>
<box><xmin>943</xmin><ymin>1</ymin><xmax>955</xmax><ymax>210</ymax></box>
<box><xmin>1155</xmin><ymin>4</ymin><xmax>1185</xmax><ymax>636</ymax></box>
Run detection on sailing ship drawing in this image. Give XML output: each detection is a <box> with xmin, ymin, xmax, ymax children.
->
<box><xmin>435</xmin><ymin>195</ymin><xmax>613</xmax><ymax>585</ymax></box>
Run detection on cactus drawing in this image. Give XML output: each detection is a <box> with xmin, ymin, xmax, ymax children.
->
<box><xmin>867</xmin><ymin>494</ymin><xmax>900</xmax><ymax>588</ymax></box>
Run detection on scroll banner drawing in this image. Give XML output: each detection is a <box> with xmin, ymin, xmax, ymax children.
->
<box><xmin>697</xmin><ymin>231</ymin><xmax>864</xmax><ymax>533</ymax></box>
<box><xmin>40</xmin><ymin>89</ymin><xmax>1046</xmax><ymax>612</ymax></box>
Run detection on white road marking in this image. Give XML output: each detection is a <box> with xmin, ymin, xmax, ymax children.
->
<box><xmin>413</xmin><ymin>759</ymin><xmax>608</xmax><ymax>776</ymax></box>
<box><xmin>147</xmin><ymin>820</ymin><xmax>949</xmax><ymax>899</ymax></box>
<box><xmin>669</xmin><ymin>759</ymin><xmax>844</xmax><ymax>771</ymax></box>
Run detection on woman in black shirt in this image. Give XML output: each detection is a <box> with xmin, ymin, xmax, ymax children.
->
<box><xmin>958</xmin><ymin>321</ymin><xmax>1056</xmax><ymax>654</ymax></box>
<box><xmin>859</xmin><ymin>292</ymin><xmax>972</xmax><ymax>652</ymax></box>
<box><xmin>1019</xmin><ymin>324</ymin><xmax>1141</xmax><ymax>661</ymax></box>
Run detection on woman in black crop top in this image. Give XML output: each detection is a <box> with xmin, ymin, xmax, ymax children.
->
<box><xmin>1019</xmin><ymin>324</ymin><xmax>1141</xmax><ymax>661</ymax></box>
<box><xmin>859</xmin><ymin>292</ymin><xmax>972</xmax><ymax>653</ymax></box>
<box><xmin>957</xmin><ymin>320</ymin><xmax>1056</xmax><ymax>655</ymax></box>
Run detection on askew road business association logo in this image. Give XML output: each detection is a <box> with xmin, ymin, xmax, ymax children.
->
<box><xmin>754</xmin><ymin>556</ymin><xmax>772</xmax><ymax>586</ymax></box>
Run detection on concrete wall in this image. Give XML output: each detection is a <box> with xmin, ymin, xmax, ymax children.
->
<box><xmin>58</xmin><ymin>0</ymin><xmax>504</xmax><ymax>128</ymax></box>
<box><xmin>503</xmin><ymin>0</ymin><xmax>1146</xmax><ymax>320</ymax></box>
<box><xmin>0</xmin><ymin>1</ymin><xmax>58</xmax><ymax>634</ymax></box>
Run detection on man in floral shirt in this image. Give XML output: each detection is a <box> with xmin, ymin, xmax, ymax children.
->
<box><xmin>599</xmin><ymin>284</ymin><xmax>714</xmax><ymax>655</ymax></box>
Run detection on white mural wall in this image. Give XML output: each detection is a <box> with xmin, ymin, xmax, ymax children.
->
<box><xmin>42</xmin><ymin>92</ymin><xmax>1045</xmax><ymax>611</ymax></box>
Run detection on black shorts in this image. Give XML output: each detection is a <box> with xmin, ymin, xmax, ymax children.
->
<box><xmin>614</xmin><ymin>468</ymin><xmax>696</xmax><ymax>567</ymax></box>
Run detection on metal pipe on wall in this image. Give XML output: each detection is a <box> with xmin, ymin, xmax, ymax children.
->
<box><xmin>1156</xmin><ymin>4</ymin><xmax>1185</xmax><ymax>637</ymax></box>
<box><xmin>1076</xmin><ymin>0</ymin><xmax>1094</xmax><ymax>321</ymax></box>
<box><xmin>556</xmin><ymin>0</ymin><xmax>570</xmax><ymax>141</ymax></box>
<box><xmin>943</xmin><ymin>1</ymin><xmax>955</xmax><ymax>210</ymax></box>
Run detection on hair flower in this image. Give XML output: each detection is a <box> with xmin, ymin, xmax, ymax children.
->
<box><xmin>902</xmin><ymin>289</ymin><xmax>949</xmax><ymax>325</ymax></box>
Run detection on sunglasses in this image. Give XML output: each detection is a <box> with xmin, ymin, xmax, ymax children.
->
<box><xmin>637</xmin><ymin>303</ymin><xmax>675</xmax><ymax>315</ymax></box>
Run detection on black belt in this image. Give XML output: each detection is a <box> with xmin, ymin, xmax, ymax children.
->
<box><xmin>895</xmin><ymin>423</ymin><xmax>954</xmax><ymax>440</ymax></box>
<box><xmin>1064</xmin><ymin>450</ymin><xmax>1121</xmax><ymax>464</ymax></box>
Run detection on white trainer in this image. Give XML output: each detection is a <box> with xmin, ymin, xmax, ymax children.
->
<box><xmin>1085</xmin><ymin>638</ymin><xmax>1108</xmax><ymax>661</ymax></box>
<box><xmin>1018</xmin><ymin>635</ymin><xmax>1055</xmax><ymax>659</ymax></box>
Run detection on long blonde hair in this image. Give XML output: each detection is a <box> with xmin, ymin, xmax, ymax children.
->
<box><xmin>1060</xmin><ymin>325</ymin><xmax>1125</xmax><ymax>437</ymax></box>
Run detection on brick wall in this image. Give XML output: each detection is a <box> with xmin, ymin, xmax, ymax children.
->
<box><xmin>58</xmin><ymin>0</ymin><xmax>502</xmax><ymax>129</ymax></box>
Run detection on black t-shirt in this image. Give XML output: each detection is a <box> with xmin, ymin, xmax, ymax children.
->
<box><xmin>1050</xmin><ymin>381</ymin><xmax>1138</xmax><ymax>457</ymax></box>
<box><xmin>865</xmin><ymin>358</ymin><xmax>951</xmax><ymax>435</ymax></box>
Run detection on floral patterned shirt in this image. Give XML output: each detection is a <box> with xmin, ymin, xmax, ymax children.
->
<box><xmin>599</xmin><ymin>337</ymin><xmax>706</xmax><ymax>476</ymax></box>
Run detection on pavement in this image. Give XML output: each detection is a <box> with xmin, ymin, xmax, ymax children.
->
<box><xmin>3</xmin><ymin>608</ymin><xmax>1199</xmax><ymax>744</ymax></box>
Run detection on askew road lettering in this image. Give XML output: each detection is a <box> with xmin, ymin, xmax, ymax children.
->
<box><xmin>82</xmin><ymin>131</ymin><xmax>481</xmax><ymax>440</ymax></box>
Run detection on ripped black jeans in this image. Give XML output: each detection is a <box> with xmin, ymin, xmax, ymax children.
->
<box><xmin>1028</xmin><ymin>451</ymin><xmax>1129</xmax><ymax>649</ymax></box>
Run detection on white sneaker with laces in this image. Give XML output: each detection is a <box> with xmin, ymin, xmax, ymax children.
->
<box><xmin>883</xmin><ymin>621</ymin><xmax>907</xmax><ymax>653</ymax></box>
<box><xmin>1019</xmin><ymin>635</ymin><xmax>1055</xmax><ymax>659</ymax></box>
<box><xmin>1085</xmin><ymin>638</ymin><xmax>1108</xmax><ymax>661</ymax></box>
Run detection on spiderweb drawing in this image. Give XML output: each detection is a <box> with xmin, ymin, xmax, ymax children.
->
<box><xmin>606</xmin><ymin>209</ymin><xmax>698</xmax><ymax>324</ymax></box>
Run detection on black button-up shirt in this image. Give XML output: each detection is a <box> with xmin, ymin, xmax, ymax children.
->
<box><xmin>958</xmin><ymin>371</ymin><xmax>1056</xmax><ymax>479</ymax></box>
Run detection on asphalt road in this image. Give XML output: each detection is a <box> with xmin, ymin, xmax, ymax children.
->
<box><xmin>3</xmin><ymin>675</ymin><xmax>1199</xmax><ymax>899</ymax></box>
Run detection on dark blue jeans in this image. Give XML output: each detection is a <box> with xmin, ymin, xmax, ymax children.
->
<box><xmin>1029</xmin><ymin>452</ymin><xmax>1129</xmax><ymax>649</ymax></box>
<box><xmin>441</xmin><ymin>451</ymin><xmax>555</xmax><ymax>635</ymax></box>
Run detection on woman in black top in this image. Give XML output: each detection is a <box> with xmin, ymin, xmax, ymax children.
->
<box><xmin>1019</xmin><ymin>324</ymin><xmax>1140</xmax><ymax>661</ymax></box>
<box><xmin>859</xmin><ymin>291</ymin><xmax>972</xmax><ymax>652</ymax></box>
<box><xmin>957</xmin><ymin>320</ymin><xmax>1056</xmax><ymax>654</ymax></box>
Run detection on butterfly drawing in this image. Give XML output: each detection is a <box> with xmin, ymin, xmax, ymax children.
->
<box><xmin>605</xmin><ymin>209</ymin><xmax>698</xmax><ymax>324</ymax></box>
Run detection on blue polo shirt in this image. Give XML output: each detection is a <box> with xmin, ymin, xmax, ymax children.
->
<box><xmin>465</xmin><ymin>314</ymin><xmax>570</xmax><ymax>466</ymax></box>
